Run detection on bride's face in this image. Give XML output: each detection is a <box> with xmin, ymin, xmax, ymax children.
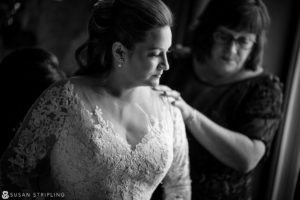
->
<box><xmin>123</xmin><ymin>26</ymin><xmax>172</xmax><ymax>87</ymax></box>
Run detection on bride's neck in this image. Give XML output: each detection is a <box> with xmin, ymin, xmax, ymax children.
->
<box><xmin>88</xmin><ymin>74</ymin><xmax>138</xmax><ymax>102</ymax></box>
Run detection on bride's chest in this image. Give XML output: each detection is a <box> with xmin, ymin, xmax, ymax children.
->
<box><xmin>52</xmin><ymin>104</ymin><xmax>174</xmax><ymax>175</ymax></box>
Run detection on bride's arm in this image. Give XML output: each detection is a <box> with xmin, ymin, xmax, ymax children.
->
<box><xmin>162</xmin><ymin>107</ymin><xmax>191</xmax><ymax>200</ymax></box>
<box><xmin>0</xmin><ymin>81</ymin><xmax>73</xmax><ymax>192</ymax></box>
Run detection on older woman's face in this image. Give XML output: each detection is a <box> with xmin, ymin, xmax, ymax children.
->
<box><xmin>206</xmin><ymin>26</ymin><xmax>256</xmax><ymax>77</ymax></box>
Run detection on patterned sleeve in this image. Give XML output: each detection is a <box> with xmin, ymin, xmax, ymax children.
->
<box><xmin>236</xmin><ymin>74</ymin><xmax>284</xmax><ymax>158</ymax></box>
<box><xmin>0</xmin><ymin>81</ymin><xmax>74</xmax><ymax>192</ymax></box>
<box><xmin>162</xmin><ymin>107</ymin><xmax>191</xmax><ymax>200</ymax></box>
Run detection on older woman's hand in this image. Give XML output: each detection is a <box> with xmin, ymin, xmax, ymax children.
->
<box><xmin>153</xmin><ymin>85</ymin><xmax>194</xmax><ymax>121</ymax></box>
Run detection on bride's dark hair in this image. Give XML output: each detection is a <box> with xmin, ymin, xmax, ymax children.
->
<box><xmin>75</xmin><ymin>0</ymin><xmax>173</xmax><ymax>78</ymax></box>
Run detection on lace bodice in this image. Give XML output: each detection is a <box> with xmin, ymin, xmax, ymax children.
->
<box><xmin>0</xmin><ymin>81</ymin><xmax>191</xmax><ymax>200</ymax></box>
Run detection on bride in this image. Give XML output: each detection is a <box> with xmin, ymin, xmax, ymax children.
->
<box><xmin>0</xmin><ymin>0</ymin><xmax>191</xmax><ymax>199</ymax></box>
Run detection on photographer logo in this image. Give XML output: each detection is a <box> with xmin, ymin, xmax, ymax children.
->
<box><xmin>1</xmin><ymin>191</ymin><xmax>9</xmax><ymax>199</ymax></box>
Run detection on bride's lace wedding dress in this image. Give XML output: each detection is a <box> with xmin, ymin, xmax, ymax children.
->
<box><xmin>0</xmin><ymin>80</ymin><xmax>191</xmax><ymax>200</ymax></box>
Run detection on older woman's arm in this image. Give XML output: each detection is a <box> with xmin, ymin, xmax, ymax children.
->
<box><xmin>156</xmin><ymin>76</ymin><xmax>283</xmax><ymax>173</ymax></box>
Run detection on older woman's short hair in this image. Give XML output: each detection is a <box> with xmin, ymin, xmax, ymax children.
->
<box><xmin>192</xmin><ymin>0</ymin><xmax>270</xmax><ymax>70</ymax></box>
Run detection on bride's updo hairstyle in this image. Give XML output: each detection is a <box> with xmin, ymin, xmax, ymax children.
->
<box><xmin>75</xmin><ymin>0</ymin><xmax>173</xmax><ymax>77</ymax></box>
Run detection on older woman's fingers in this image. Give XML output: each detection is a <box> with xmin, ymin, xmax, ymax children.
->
<box><xmin>153</xmin><ymin>84</ymin><xmax>172</xmax><ymax>92</ymax></box>
<box><xmin>164</xmin><ymin>90</ymin><xmax>181</xmax><ymax>99</ymax></box>
<box><xmin>152</xmin><ymin>85</ymin><xmax>182</xmax><ymax>100</ymax></box>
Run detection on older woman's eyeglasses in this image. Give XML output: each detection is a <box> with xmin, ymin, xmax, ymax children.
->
<box><xmin>213</xmin><ymin>30</ymin><xmax>256</xmax><ymax>50</ymax></box>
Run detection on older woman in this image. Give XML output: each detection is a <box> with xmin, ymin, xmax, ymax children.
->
<box><xmin>157</xmin><ymin>0</ymin><xmax>283</xmax><ymax>199</ymax></box>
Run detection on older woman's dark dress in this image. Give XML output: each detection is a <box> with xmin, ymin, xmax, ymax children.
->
<box><xmin>162</xmin><ymin>54</ymin><xmax>283</xmax><ymax>200</ymax></box>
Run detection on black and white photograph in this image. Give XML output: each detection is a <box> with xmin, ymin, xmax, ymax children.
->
<box><xmin>0</xmin><ymin>0</ymin><xmax>299</xmax><ymax>200</ymax></box>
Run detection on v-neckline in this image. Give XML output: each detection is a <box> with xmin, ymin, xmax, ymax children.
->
<box><xmin>92</xmin><ymin>105</ymin><xmax>156</xmax><ymax>152</ymax></box>
<box><xmin>69</xmin><ymin>80</ymin><xmax>165</xmax><ymax>152</ymax></box>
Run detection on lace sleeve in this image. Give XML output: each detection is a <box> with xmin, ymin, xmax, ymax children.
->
<box><xmin>162</xmin><ymin>107</ymin><xmax>191</xmax><ymax>200</ymax></box>
<box><xmin>236</xmin><ymin>75</ymin><xmax>284</xmax><ymax>157</ymax></box>
<box><xmin>0</xmin><ymin>81</ymin><xmax>74</xmax><ymax>192</ymax></box>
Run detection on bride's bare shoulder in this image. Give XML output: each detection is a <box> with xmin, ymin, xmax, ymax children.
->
<box><xmin>138</xmin><ymin>86</ymin><xmax>162</xmax><ymax>101</ymax></box>
<box><xmin>137</xmin><ymin>86</ymin><xmax>170</xmax><ymax>114</ymax></box>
